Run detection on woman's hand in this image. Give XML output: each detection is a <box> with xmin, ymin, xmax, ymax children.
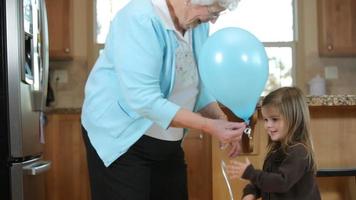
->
<box><xmin>242</xmin><ymin>194</ymin><xmax>257</xmax><ymax>200</ymax></box>
<box><xmin>227</xmin><ymin>140</ymin><xmax>242</xmax><ymax>158</ymax></box>
<box><xmin>198</xmin><ymin>102</ymin><xmax>246</xmax><ymax>145</ymax></box>
<box><xmin>219</xmin><ymin>139</ymin><xmax>242</xmax><ymax>158</ymax></box>
<box><xmin>226</xmin><ymin>158</ymin><xmax>251</xmax><ymax>179</ymax></box>
<box><xmin>203</xmin><ymin>118</ymin><xmax>246</xmax><ymax>144</ymax></box>
<box><xmin>170</xmin><ymin>108</ymin><xmax>245</xmax><ymax>146</ymax></box>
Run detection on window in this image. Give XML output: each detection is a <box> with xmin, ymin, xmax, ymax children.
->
<box><xmin>210</xmin><ymin>0</ymin><xmax>296</xmax><ymax>95</ymax></box>
<box><xmin>95</xmin><ymin>0</ymin><xmax>130</xmax><ymax>44</ymax></box>
<box><xmin>95</xmin><ymin>0</ymin><xmax>296</xmax><ymax>95</ymax></box>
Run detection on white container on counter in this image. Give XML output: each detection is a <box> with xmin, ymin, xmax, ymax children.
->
<box><xmin>308</xmin><ymin>74</ymin><xmax>326</xmax><ymax>95</ymax></box>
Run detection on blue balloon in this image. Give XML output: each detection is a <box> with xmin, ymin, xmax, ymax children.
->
<box><xmin>199</xmin><ymin>27</ymin><xmax>269</xmax><ymax>123</ymax></box>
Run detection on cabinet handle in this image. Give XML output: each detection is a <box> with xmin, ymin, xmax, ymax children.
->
<box><xmin>64</xmin><ymin>48</ymin><xmax>70</xmax><ymax>53</ymax></box>
<box><xmin>188</xmin><ymin>133</ymin><xmax>204</xmax><ymax>140</ymax></box>
<box><xmin>327</xmin><ymin>44</ymin><xmax>333</xmax><ymax>51</ymax></box>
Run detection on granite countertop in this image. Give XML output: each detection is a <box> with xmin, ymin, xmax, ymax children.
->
<box><xmin>45</xmin><ymin>95</ymin><xmax>356</xmax><ymax>114</ymax></box>
<box><xmin>306</xmin><ymin>95</ymin><xmax>356</xmax><ymax>106</ymax></box>
<box><xmin>45</xmin><ymin>107</ymin><xmax>82</xmax><ymax>114</ymax></box>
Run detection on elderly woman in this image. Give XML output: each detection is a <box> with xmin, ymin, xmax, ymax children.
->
<box><xmin>81</xmin><ymin>0</ymin><xmax>243</xmax><ymax>199</ymax></box>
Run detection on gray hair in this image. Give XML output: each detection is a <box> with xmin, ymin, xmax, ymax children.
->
<box><xmin>190</xmin><ymin>0</ymin><xmax>241</xmax><ymax>10</ymax></box>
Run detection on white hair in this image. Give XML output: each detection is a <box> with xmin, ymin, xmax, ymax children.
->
<box><xmin>190</xmin><ymin>0</ymin><xmax>240</xmax><ymax>10</ymax></box>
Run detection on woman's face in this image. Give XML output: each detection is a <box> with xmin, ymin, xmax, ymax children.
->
<box><xmin>182</xmin><ymin>2</ymin><xmax>226</xmax><ymax>29</ymax></box>
<box><xmin>261</xmin><ymin>106</ymin><xmax>288</xmax><ymax>142</ymax></box>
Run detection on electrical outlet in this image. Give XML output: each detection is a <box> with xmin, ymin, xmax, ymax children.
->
<box><xmin>53</xmin><ymin>69</ymin><xmax>68</xmax><ymax>83</ymax></box>
<box><xmin>324</xmin><ymin>66</ymin><xmax>338</xmax><ymax>79</ymax></box>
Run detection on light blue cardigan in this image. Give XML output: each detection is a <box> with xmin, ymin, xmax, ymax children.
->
<box><xmin>81</xmin><ymin>0</ymin><xmax>215</xmax><ymax>166</ymax></box>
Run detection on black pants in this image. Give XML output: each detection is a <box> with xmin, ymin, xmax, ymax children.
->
<box><xmin>82</xmin><ymin>126</ymin><xmax>188</xmax><ymax>200</ymax></box>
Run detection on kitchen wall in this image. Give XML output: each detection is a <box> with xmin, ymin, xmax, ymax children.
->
<box><xmin>298</xmin><ymin>0</ymin><xmax>356</xmax><ymax>95</ymax></box>
<box><xmin>48</xmin><ymin>0</ymin><xmax>89</xmax><ymax>109</ymax></box>
<box><xmin>48</xmin><ymin>0</ymin><xmax>356</xmax><ymax>109</ymax></box>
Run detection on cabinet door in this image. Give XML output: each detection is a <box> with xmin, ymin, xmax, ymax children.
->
<box><xmin>44</xmin><ymin>114</ymin><xmax>90</xmax><ymax>200</ymax></box>
<box><xmin>317</xmin><ymin>0</ymin><xmax>356</xmax><ymax>56</ymax></box>
<box><xmin>212</xmin><ymin>111</ymin><xmax>266</xmax><ymax>200</ymax></box>
<box><xmin>183</xmin><ymin>129</ymin><xmax>212</xmax><ymax>200</ymax></box>
<box><xmin>46</xmin><ymin>0</ymin><xmax>72</xmax><ymax>60</ymax></box>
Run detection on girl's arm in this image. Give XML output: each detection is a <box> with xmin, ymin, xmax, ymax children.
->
<box><xmin>242</xmin><ymin>194</ymin><xmax>257</xmax><ymax>200</ymax></box>
<box><xmin>227</xmin><ymin>158</ymin><xmax>261</xmax><ymax>198</ymax></box>
<box><xmin>242</xmin><ymin>184</ymin><xmax>260</xmax><ymax>200</ymax></box>
<box><xmin>241</xmin><ymin>144</ymin><xmax>310</xmax><ymax>193</ymax></box>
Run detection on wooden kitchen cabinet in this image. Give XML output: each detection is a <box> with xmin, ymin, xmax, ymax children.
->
<box><xmin>46</xmin><ymin>0</ymin><xmax>73</xmax><ymax>60</ymax></box>
<box><xmin>43</xmin><ymin>113</ymin><xmax>212</xmax><ymax>200</ymax></box>
<box><xmin>183</xmin><ymin>129</ymin><xmax>212</xmax><ymax>200</ymax></box>
<box><xmin>212</xmin><ymin>110</ymin><xmax>264</xmax><ymax>200</ymax></box>
<box><xmin>317</xmin><ymin>0</ymin><xmax>356</xmax><ymax>56</ymax></box>
<box><xmin>44</xmin><ymin>114</ymin><xmax>90</xmax><ymax>200</ymax></box>
<box><xmin>183</xmin><ymin>107</ymin><xmax>258</xmax><ymax>200</ymax></box>
<box><xmin>42</xmin><ymin>112</ymin><xmax>254</xmax><ymax>200</ymax></box>
<box><xmin>44</xmin><ymin>114</ymin><xmax>212</xmax><ymax>200</ymax></box>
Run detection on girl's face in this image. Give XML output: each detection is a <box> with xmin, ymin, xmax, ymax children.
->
<box><xmin>261</xmin><ymin>106</ymin><xmax>288</xmax><ymax>142</ymax></box>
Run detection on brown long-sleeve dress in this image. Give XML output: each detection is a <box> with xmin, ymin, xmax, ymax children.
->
<box><xmin>242</xmin><ymin>144</ymin><xmax>321</xmax><ymax>200</ymax></box>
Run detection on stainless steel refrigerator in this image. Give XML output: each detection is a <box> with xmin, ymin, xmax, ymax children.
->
<box><xmin>0</xmin><ymin>0</ymin><xmax>50</xmax><ymax>199</ymax></box>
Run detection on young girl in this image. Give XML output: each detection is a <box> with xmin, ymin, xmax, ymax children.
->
<box><xmin>227</xmin><ymin>87</ymin><xmax>321</xmax><ymax>200</ymax></box>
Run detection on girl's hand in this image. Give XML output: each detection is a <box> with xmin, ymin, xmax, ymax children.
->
<box><xmin>242</xmin><ymin>194</ymin><xmax>257</xmax><ymax>200</ymax></box>
<box><xmin>226</xmin><ymin>158</ymin><xmax>251</xmax><ymax>179</ymax></box>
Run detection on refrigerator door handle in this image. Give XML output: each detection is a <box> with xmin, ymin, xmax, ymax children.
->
<box><xmin>40</xmin><ymin>0</ymin><xmax>49</xmax><ymax>107</ymax></box>
<box><xmin>23</xmin><ymin>160</ymin><xmax>51</xmax><ymax>175</ymax></box>
<box><xmin>32</xmin><ymin>0</ymin><xmax>49</xmax><ymax>111</ymax></box>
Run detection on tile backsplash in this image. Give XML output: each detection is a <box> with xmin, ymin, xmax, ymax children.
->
<box><xmin>47</xmin><ymin>58</ymin><xmax>89</xmax><ymax>109</ymax></box>
<box><xmin>301</xmin><ymin>0</ymin><xmax>356</xmax><ymax>95</ymax></box>
<box><xmin>305</xmin><ymin>54</ymin><xmax>356</xmax><ymax>95</ymax></box>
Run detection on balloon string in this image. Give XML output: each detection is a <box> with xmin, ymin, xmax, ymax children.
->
<box><xmin>221</xmin><ymin>160</ymin><xmax>234</xmax><ymax>200</ymax></box>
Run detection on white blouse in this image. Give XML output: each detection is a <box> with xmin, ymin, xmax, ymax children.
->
<box><xmin>145</xmin><ymin>0</ymin><xmax>199</xmax><ymax>141</ymax></box>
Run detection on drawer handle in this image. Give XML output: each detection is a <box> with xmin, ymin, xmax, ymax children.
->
<box><xmin>23</xmin><ymin>160</ymin><xmax>51</xmax><ymax>175</ymax></box>
<box><xmin>327</xmin><ymin>44</ymin><xmax>333</xmax><ymax>51</ymax></box>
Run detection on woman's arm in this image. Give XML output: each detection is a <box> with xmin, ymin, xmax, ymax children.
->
<box><xmin>198</xmin><ymin>102</ymin><xmax>227</xmax><ymax>120</ymax></box>
<box><xmin>196</xmin><ymin>102</ymin><xmax>243</xmax><ymax>156</ymax></box>
<box><xmin>170</xmin><ymin>107</ymin><xmax>245</xmax><ymax>143</ymax></box>
<box><xmin>108</xmin><ymin>12</ymin><xmax>245</xmax><ymax>143</ymax></box>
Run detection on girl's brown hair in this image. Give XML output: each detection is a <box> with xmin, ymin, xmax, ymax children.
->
<box><xmin>262</xmin><ymin>87</ymin><xmax>317</xmax><ymax>172</ymax></box>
